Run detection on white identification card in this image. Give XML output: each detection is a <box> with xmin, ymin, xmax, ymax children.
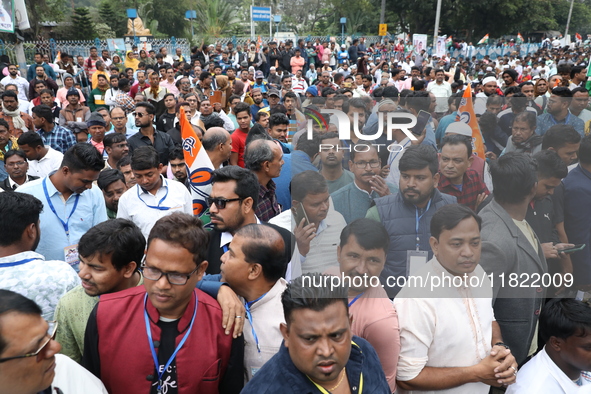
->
<box><xmin>406</xmin><ymin>250</ymin><xmax>428</xmax><ymax>277</ymax></box>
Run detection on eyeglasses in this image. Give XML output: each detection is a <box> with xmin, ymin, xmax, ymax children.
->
<box><xmin>206</xmin><ymin>196</ymin><xmax>243</xmax><ymax>209</ymax></box>
<box><xmin>5</xmin><ymin>161</ymin><xmax>26</xmax><ymax>167</ymax></box>
<box><xmin>134</xmin><ymin>112</ymin><xmax>147</xmax><ymax>117</ymax></box>
<box><xmin>141</xmin><ymin>261</ymin><xmax>198</xmax><ymax>285</ymax></box>
<box><xmin>353</xmin><ymin>160</ymin><xmax>380</xmax><ymax>169</ymax></box>
<box><xmin>0</xmin><ymin>321</ymin><xmax>57</xmax><ymax>363</ymax></box>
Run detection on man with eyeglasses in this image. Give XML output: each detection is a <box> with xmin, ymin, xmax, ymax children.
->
<box><xmin>0</xmin><ymin>192</ymin><xmax>79</xmax><ymax>321</ymax></box>
<box><xmin>127</xmin><ymin>102</ymin><xmax>176</xmax><ymax>170</ymax></box>
<box><xmin>205</xmin><ymin>166</ymin><xmax>292</xmax><ymax>275</ymax></box>
<box><xmin>0</xmin><ymin>290</ymin><xmax>108</xmax><ymax>393</ymax></box>
<box><xmin>117</xmin><ymin>146</ymin><xmax>192</xmax><ymax>240</ymax></box>
<box><xmin>82</xmin><ymin>213</ymin><xmax>243</xmax><ymax>394</ymax></box>
<box><xmin>331</xmin><ymin>145</ymin><xmax>397</xmax><ymax>224</ymax></box>
<box><xmin>108</xmin><ymin>107</ymin><xmax>136</xmax><ymax>139</ymax></box>
<box><xmin>159</xmin><ymin>67</ymin><xmax>180</xmax><ymax>97</ymax></box>
<box><xmin>0</xmin><ymin>150</ymin><xmax>38</xmax><ymax>191</ymax></box>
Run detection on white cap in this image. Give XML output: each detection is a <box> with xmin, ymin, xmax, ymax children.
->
<box><xmin>482</xmin><ymin>76</ymin><xmax>497</xmax><ymax>85</ymax></box>
<box><xmin>445</xmin><ymin>122</ymin><xmax>472</xmax><ymax>137</ymax></box>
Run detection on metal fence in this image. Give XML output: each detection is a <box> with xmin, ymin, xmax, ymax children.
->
<box><xmin>0</xmin><ymin>37</ymin><xmax>191</xmax><ymax>64</ymax></box>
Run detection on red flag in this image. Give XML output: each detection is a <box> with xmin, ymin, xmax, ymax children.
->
<box><xmin>179</xmin><ymin>107</ymin><xmax>214</xmax><ymax>216</ymax></box>
<box><xmin>455</xmin><ymin>84</ymin><xmax>485</xmax><ymax>159</ymax></box>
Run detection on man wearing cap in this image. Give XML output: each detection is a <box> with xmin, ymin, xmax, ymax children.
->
<box><xmin>56</xmin><ymin>73</ymin><xmax>85</xmax><ymax>108</ymax></box>
<box><xmin>474</xmin><ymin>75</ymin><xmax>499</xmax><ymax>115</ymax></box>
<box><xmin>86</xmin><ymin>112</ymin><xmax>108</xmax><ymax>157</ymax></box>
<box><xmin>252</xmin><ymin>70</ymin><xmax>268</xmax><ymax>93</ymax></box>
<box><xmin>59</xmin><ymin>87</ymin><xmax>91</xmax><ymax>137</ymax></box>
<box><xmin>337</xmin><ymin>44</ymin><xmax>349</xmax><ymax>65</ymax></box>
<box><xmin>267</xmin><ymin>89</ymin><xmax>281</xmax><ymax>109</ymax></box>
<box><xmin>1</xmin><ymin>64</ymin><xmax>28</xmax><ymax>101</ymax></box>
<box><xmin>250</xmin><ymin>88</ymin><xmax>268</xmax><ymax>119</ymax></box>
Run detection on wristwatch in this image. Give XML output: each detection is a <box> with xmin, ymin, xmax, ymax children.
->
<box><xmin>494</xmin><ymin>342</ymin><xmax>510</xmax><ymax>350</ymax></box>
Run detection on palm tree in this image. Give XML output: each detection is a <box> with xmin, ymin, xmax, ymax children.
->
<box><xmin>195</xmin><ymin>0</ymin><xmax>242</xmax><ymax>38</ymax></box>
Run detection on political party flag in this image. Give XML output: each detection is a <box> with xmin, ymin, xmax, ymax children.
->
<box><xmin>445</xmin><ymin>35</ymin><xmax>453</xmax><ymax>44</ymax></box>
<box><xmin>517</xmin><ymin>33</ymin><xmax>524</xmax><ymax>44</ymax></box>
<box><xmin>455</xmin><ymin>84</ymin><xmax>485</xmax><ymax>159</ymax></box>
<box><xmin>477</xmin><ymin>34</ymin><xmax>489</xmax><ymax>45</ymax></box>
<box><xmin>576</xmin><ymin>33</ymin><xmax>582</xmax><ymax>41</ymax></box>
<box><xmin>55</xmin><ymin>51</ymin><xmax>61</xmax><ymax>63</ymax></box>
<box><xmin>179</xmin><ymin>106</ymin><xmax>215</xmax><ymax>218</ymax></box>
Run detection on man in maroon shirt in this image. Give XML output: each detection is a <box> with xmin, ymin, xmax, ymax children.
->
<box><xmin>438</xmin><ymin>134</ymin><xmax>489</xmax><ymax>211</ymax></box>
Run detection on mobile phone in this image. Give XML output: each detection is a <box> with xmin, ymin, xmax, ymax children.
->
<box><xmin>411</xmin><ymin>110</ymin><xmax>431</xmax><ymax>136</ymax></box>
<box><xmin>293</xmin><ymin>203</ymin><xmax>310</xmax><ymax>227</ymax></box>
<box><xmin>560</xmin><ymin>244</ymin><xmax>586</xmax><ymax>254</ymax></box>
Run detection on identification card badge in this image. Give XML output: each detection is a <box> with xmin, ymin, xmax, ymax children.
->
<box><xmin>406</xmin><ymin>250</ymin><xmax>428</xmax><ymax>277</ymax></box>
<box><xmin>76</xmin><ymin>117</ymin><xmax>82</xmax><ymax>122</ymax></box>
<box><xmin>64</xmin><ymin>244</ymin><xmax>80</xmax><ymax>272</ymax></box>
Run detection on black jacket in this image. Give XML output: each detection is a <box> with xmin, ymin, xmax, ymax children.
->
<box><xmin>0</xmin><ymin>175</ymin><xmax>39</xmax><ymax>191</ymax></box>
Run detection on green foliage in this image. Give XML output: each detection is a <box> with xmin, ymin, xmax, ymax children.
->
<box><xmin>70</xmin><ymin>7</ymin><xmax>97</xmax><ymax>40</ymax></box>
<box><xmin>193</xmin><ymin>0</ymin><xmax>243</xmax><ymax>39</ymax></box>
<box><xmin>150</xmin><ymin>0</ymin><xmax>189</xmax><ymax>37</ymax></box>
<box><xmin>97</xmin><ymin>1</ymin><xmax>127</xmax><ymax>37</ymax></box>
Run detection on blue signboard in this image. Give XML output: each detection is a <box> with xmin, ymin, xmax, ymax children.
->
<box><xmin>252</xmin><ymin>6</ymin><xmax>271</xmax><ymax>22</ymax></box>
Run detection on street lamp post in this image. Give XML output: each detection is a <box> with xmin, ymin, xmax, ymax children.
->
<box><xmin>340</xmin><ymin>17</ymin><xmax>346</xmax><ymax>46</ymax></box>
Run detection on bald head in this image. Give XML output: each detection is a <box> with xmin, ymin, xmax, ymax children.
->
<box><xmin>202</xmin><ymin>127</ymin><xmax>231</xmax><ymax>152</ymax></box>
<box><xmin>235</xmin><ymin>224</ymin><xmax>285</xmax><ymax>282</ymax></box>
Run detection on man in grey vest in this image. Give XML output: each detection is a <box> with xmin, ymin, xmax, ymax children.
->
<box><xmin>366</xmin><ymin>145</ymin><xmax>456</xmax><ymax>298</ymax></box>
<box><xmin>478</xmin><ymin>152</ymin><xmax>547</xmax><ymax>366</ymax></box>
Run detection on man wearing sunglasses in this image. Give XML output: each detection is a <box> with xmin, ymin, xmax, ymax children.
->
<box><xmin>82</xmin><ymin>213</ymin><xmax>243</xmax><ymax>394</ymax></box>
<box><xmin>117</xmin><ymin>146</ymin><xmax>193</xmax><ymax>240</ymax></box>
<box><xmin>205</xmin><ymin>166</ymin><xmax>292</xmax><ymax>276</ymax></box>
<box><xmin>0</xmin><ymin>289</ymin><xmax>107</xmax><ymax>393</ymax></box>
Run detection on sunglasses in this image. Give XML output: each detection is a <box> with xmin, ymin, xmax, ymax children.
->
<box><xmin>206</xmin><ymin>197</ymin><xmax>243</xmax><ymax>209</ymax></box>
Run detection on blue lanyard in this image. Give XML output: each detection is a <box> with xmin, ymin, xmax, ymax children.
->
<box><xmin>244</xmin><ymin>292</ymin><xmax>267</xmax><ymax>353</ymax></box>
<box><xmin>143</xmin><ymin>292</ymin><xmax>197</xmax><ymax>392</ymax></box>
<box><xmin>137</xmin><ymin>180</ymin><xmax>170</xmax><ymax>211</ymax></box>
<box><xmin>415</xmin><ymin>199</ymin><xmax>432</xmax><ymax>251</ymax></box>
<box><xmin>42</xmin><ymin>178</ymin><xmax>80</xmax><ymax>237</ymax></box>
<box><xmin>348</xmin><ymin>292</ymin><xmax>365</xmax><ymax>307</ymax></box>
<box><xmin>550</xmin><ymin>112</ymin><xmax>570</xmax><ymax>125</ymax></box>
<box><xmin>0</xmin><ymin>258</ymin><xmax>37</xmax><ymax>268</ymax></box>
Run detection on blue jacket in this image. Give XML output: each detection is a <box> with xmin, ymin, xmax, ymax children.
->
<box><xmin>374</xmin><ymin>190</ymin><xmax>456</xmax><ymax>298</ymax></box>
<box><xmin>241</xmin><ymin>336</ymin><xmax>390</xmax><ymax>394</ymax></box>
<box><xmin>564</xmin><ymin>165</ymin><xmax>591</xmax><ymax>286</ymax></box>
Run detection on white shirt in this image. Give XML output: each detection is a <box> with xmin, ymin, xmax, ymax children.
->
<box><xmin>577</xmin><ymin>109</ymin><xmax>591</xmax><ymax>124</ymax></box>
<box><xmin>1</xmin><ymin>75</ymin><xmax>29</xmax><ymax>101</ymax></box>
<box><xmin>52</xmin><ymin>354</ymin><xmax>108</xmax><ymax>393</ymax></box>
<box><xmin>27</xmin><ymin>146</ymin><xmax>64</xmax><ymax>178</ymax></box>
<box><xmin>386</xmin><ymin>137</ymin><xmax>411</xmax><ymax>187</ymax></box>
<box><xmin>426</xmin><ymin>81</ymin><xmax>452</xmax><ymax>112</ymax></box>
<box><xmin>117</xmin><ymin>176</ymin><xmax>193</xmax><ymax>239</ymax></box>
<box><xmin>291</xmin><ymin>77</ymin><xmax>308</xmax><ymax>94</ymax></box>
<box><xmin>394</xmin><ymin>257</ymin><xmax>494</xmax><ymax>394</ymax></box>
<box><xmin>506</xmin><ymin>347</ymin><xmax>591</xmax><ymax>394</ymax></box>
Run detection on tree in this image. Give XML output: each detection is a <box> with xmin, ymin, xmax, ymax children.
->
<box><xmin>98</xmin><ymin>1</ymin><xmax>127</xmax><ymax>36</ymax></box>
<box><xmin>70</xmin><ymin>7</ymin><xmax>96</xmax><ymax>40</ymax></box>
<box><xmin>195</xmin><ymin>0</ymin><xmax>242</xmax><ymax>38</ymax></box>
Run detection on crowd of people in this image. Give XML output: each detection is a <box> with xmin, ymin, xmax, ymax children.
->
<box><xmin>1</xmin><ymin>36</ymin><xmax>591</xmax><ymax>394</ymax></box>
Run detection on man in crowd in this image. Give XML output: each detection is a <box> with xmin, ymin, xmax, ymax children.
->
<box><xmin>97</xmin><ymin>169</ymin><xmax>128</xmax><ymax>219</ymax></box>
<box><xmin>0</xmin><ymin>90</ymin><xmax>34</xmax><ymax>136</ymax></box>
<box><xmin>426</xmin><ymin>69</ymin><xmax>452</xmax><ymax>117</ymax></box>
<box><xmin>479</xmin><ymin>152</ymin><xmax>547</xmax><ymax>365</ymax></box>
<box><xmin>109</xmin><ymin>107</ymin><xmax>136</xmax><ymax>139</ymax></box>
<box><xmin>438</xmin><ymin>134</ymin><xmax>489</xmax><ymax>210</ymax></box>
<box><xmin>230</xmin><ymin>102</ymin><xmax>252</xmax><ymax>167</ymax></box>
<box><xmin>0</xmin><ymin>192</ymin><xmax>79</xmax><ymax>321</ymax></box>
<box><xmin>0</xmin><ymin>150</ymin><xmax>38</xmax><ymax>191</ymax></box>
<box><xmin>116</xmin><ymin>155</ymin><xmax>136</xmax><ymax>187</ymax></box>
<box><xmin>219</xmin><ymin>224</ymin><xmax>287</xmax><ymax>383</ymax></box>
<box><xmin>88</xmin><ymin>74</ymin><xmax>110</xmax><ymax>112</ymax></box>
<box><xmin>16</xmin><ymin>131</ymin><xmax>63</xmax><ymax>178</ymax></box>
<box><xmin>33</xmin><ymin>104</ymin><xmax>77</xmax><ymax>154</ymax></box>
<box><xmin>395</xmin><ymin>204</ymin><xmax>518</xmax><ymax>393</ymax></box>
<box><xmin>127</xmin><ymin>102</ymin><xmax>176</xmax><ymax>167</ymax></box>
<box><xmin>82</xmin><ymin>213</ymin><xmax>243</xmax><ymax>394</ymax></box>
<box><xmin>116</xmin><ymin>146</ymin><xmax>193</xmax><ymax>239</ymax></box>
<box><xmin>241</xmin><ymin>273</ymin><xmax>390</xmax><ymax>393</ymax></box>
<box><xmin>1</xmin><ymin>64</ymin><xmax>29</xmax><ymax>101</ymax></box>
<box><xmin>54</xmin><ymin>219</ymin><xmax>145</xmax><ymax>363</ymax></box>
<box><xmin>18</xmin><ymin>143</ymin><xmax>107</xmax><ymax>265</ymax></box>
<box><xmin>103</xmin><ymin>132</ymin><xmax>128</xmax><ymax>170</ymax></box>
<box><xmin>335</xmin><ymin>218</ymin><xmax>400</xmax><ymax>392</ymax></box>
<box><xmin>202</xmin><ymin>127</ymin><xmax>232</xmax><ymax>169</ymax></box>
<box><xmin>507</xmin><ymin>298</ymin><xmax>591</xmax><ymax>392</ymax></box>
<box><xmin>169</xmin><ymin>146</ymin><xmax>189</xmax><ymax>190</ymax></box>
<box><xmin>366</xmin><ymin>144</ymin><xmax>456</xmax><ymax>298</ymax></box>
<box><xmin>332</xmin><ymin>145</ymin><xmax>396</xmax><ymax>224</ymax></box>
<box><xmin>205</xmin><ymin>166</ymin><xmax>292</xmax><ymax>275</ymax></box>
<box><xmin>318</xmin><ymin>132</ymin><xmax>354</xmax><ymax>193</ymax></box>
<box><xmin>0</xmin><ymin>289</ymin><xmax>108</xmax><ymax>393</ymax></box>
<box><xmin>59</xmin><ymin>88</ymin><xmax>91</xmax><ymax>138</ymax></box>
<box><xmin>536</xmin><ymin>87</ymin><xmax>585</xmax><ymax>136</ymax></box>
<box><xmin>244</xmin><ymin>139</ymin><xmax>284</xmax><ymax>222</ymax></box>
